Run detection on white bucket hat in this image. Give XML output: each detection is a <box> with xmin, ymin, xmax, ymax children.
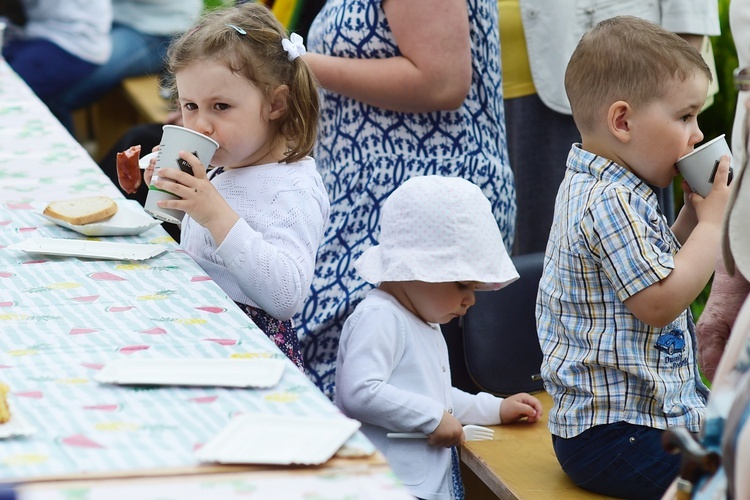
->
<box><xmin>355</xmin><ymin>175</ymin><xmax>519</xmax><ymax>291</ymax></box>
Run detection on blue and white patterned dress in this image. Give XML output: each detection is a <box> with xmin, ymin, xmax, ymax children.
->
<box><xmin>297</xmin><ymin>0</ymin><xmax>515</xmax><ymax>397</ymax></box>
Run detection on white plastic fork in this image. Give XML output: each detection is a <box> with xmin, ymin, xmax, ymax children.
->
<box><xmin>463</xmin><ymin>424</ymin><xmax>494</xmax><ymax>441</ymax></box>
<box><xmin>387</xmin><ymin>424</ymin><xmax>495</xmax><ymax>441</ymax></box>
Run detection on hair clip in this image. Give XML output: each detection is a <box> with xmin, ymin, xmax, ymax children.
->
<box><xmin>227</xmin><ymin>23</ymin><xmax>247</xmax><ymax>35</ymax></box>
<box><xmin>282</xmin><ymin>33</ymin><xmax>306</xmax><ymax>61</ymax></box>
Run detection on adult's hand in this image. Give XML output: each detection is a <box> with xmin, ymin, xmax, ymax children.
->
<box><xmin>696</xmin><ymin>258</ymin><xmax>750</xmax><ymax>382</ymax></box>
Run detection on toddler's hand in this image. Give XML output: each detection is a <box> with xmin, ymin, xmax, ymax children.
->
<box><xmin>676</xmin><ymin>179</ymin><xmax>698</xmax><ymax>229</ymax></box>
<box><xmin>500</xmin><ymin>393</ymin><xmax>543</xmax><ymax>424</ymax></box>
<box><xmin>427</xmin><ymin>410</ymin><xmax>464</xmax><ymax>448</ymax></box>
<box><xmin>153</xmin><ymin>150</ymin><xmax>214</xmax><ymax>219</ymax></box>
<box><xmin>690</xmin><ymin>154</ymin><xmax>731</xmax><ymax>228</ymax></box>
<box><xmin>153</xmin><ymin>151</ymin><xmax>239</xmax><ymax>245</ymax></box>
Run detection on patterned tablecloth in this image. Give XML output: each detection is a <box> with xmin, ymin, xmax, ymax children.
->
<box><xmin>0</xmin><ymin>62</ymin><xmax>375</xmax><ymax>487</ymax></box>
<box><xmin>17</xmin><ymin>468</ymin><xmax>414</xmax><ymax>500</ymax></box>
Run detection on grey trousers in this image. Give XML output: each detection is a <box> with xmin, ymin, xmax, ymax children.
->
<box><xmin>505</xmin><ymin>93</ymin><xmax>674</xmax><ymax>256</ymax></box>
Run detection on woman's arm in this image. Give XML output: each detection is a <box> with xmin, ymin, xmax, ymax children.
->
<box><xmin>303</xmin><ymin>0</ymin><xmax>472</xmax><ymax>112</ymax></box>
<box><xmin>697</xmin><ymin>261</ymin><xmax>750</xmax><ymax>381</ymax></box>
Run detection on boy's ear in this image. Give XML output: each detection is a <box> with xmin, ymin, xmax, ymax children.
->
<box><xmin>268</xmin><ymin>84</ymin><xmax>289</xmax><ymax>120</ymax></box>
<box><xmin>607</xmin><ymin>100</ymin><xmax>632</xmax><ymax>143</ymax></box>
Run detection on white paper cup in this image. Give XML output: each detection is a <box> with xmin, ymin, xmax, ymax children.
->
<box><xmin>144</xmin><ymin>125</ymin><xmax>219</xmax><ymax>224</ymax></box>
<box><xmin>675</xmin><ymin>134</ymin><xmax>733</xmax><ymax>198</ymax></box>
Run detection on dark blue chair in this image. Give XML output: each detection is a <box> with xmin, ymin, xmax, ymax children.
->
<box><xmin>0</xmin><ymin>485</ymin><xmax>16</xmax><ymax>500</ymax></box>
<box><xmin>443</xmin><ymin>252</ymin><xmax>545</xmax><ymax>396</ymax></box>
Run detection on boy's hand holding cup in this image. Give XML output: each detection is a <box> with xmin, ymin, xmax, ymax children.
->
<box><xmin>676</xmin><ymin>134</ymin><xmax>735</xmax><ymax>198</ymax></box>
<box><xmin>144</xmin><ymin>125</ymin><xmax>219</xmax><ymax>225</ymax></box>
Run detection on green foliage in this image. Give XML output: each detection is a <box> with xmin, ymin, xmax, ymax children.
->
<box><xmin>686</xmin><ymin>0</ymin><xmax>736</xmax><ymax>321</ymax></box>
<box><xmin>699</xmin><ymin>0</ymin><xmax>738</xmax><ymax>143</ymax></box>
<box><xmin>203</xmin><ymin>0</ymin><xmax>234</xmax><ymax>11</ymax></box>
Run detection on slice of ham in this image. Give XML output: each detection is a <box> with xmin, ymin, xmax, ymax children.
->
<box><xmin>116</xmin><ymin>145</ymin><xmax>142</xmax><ymax>194</ymax></box>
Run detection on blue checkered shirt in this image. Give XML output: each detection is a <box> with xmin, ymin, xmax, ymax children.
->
<box><xmin>536</xmin><ymin>144</ymin><xmax>709</xmax><ymax>438</ymax></box>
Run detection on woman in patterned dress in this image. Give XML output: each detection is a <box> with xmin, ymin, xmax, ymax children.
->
<box><xmin>299</xmin><ymin>0</ymin><xmax>515</xmax><ymax>397</ymax></box>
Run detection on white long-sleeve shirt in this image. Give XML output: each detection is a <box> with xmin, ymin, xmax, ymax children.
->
<box><xmin>181</xmin><ymin>159</ymin><xmax>330</xmax><ymax>321</ymax></box>
<box><xmin>519</xmin><ymin>0</ymin><xmax>720</xmax><ymax>114</ymax></box>
<box><xmin>22</xmin><ymin>0</ymin><xmax>112</xmax><ymax>65</ymax></box>
<box><xmin>335</xmin><ymin>288</ymin><xmax>504</xmax><ymax>500</ymax></box>
<box><xmin>113</xmin><ymin>0</ymin><xmax>203</xmax><ymax>36</ymax></box>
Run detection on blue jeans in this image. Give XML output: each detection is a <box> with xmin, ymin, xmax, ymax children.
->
<box><xmin>552</xmin><ymin>421</ymin><xmax>680</xmax><ymax>499</ymax></box>
<box><xmin>3</xmin><ymin>38</ymin><xmax>96</xmax><ymax>105</ymax></box>
<box><xmin>56</xmin><ymin>23</ymin><xmax>172</xmax><ymax>132</ymax></box>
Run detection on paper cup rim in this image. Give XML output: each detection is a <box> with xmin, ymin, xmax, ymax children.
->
<box><xmin>677</xmin><ymin>134</ymin><xmax>727</xmax><ymax>163</ymax></box>
<box><xmin>161</xmin><ymin>125</ymin><xmax>219</xmax><ymax>149</ymax></box>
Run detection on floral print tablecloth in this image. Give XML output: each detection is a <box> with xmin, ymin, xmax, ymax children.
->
<box><xmin>0</xmin><ymin>62</ymin><xmax>381</xmax><ymax>489</ymax></box>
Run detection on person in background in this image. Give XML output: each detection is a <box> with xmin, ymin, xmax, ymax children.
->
<box><xmin>730</xmin><ymin>0</ymin><xmax>750</xmax><ymax>174</ymax></box>
<box><xmin>499</xmin><ymin>0</ymin><xmax>720</xmax><ymax>255</ymax></box>
<box><xmin>662</xmin><ymin>93</ymin><xmax>750</xmax><ymax>500</ymax></box>
<box><xmin>0</xmin><ymin>0</ymin><xmax>26</xmax><ymax>43</ymax></box>
<box><xmin>142</xmin><ymin>3</ymin><xmax>330</xmax><ymax>369</ymax></box>
<box><xmin>99</xmin><ymin>111</ymin><xmax>183</xmax><ymax>208</ymax></box>
<box><xmin>664</xmin><ymin>6</ymin><xmax>750</xmax><ymax>495</ymax></box>
<box><xmin>2</xmin><ymin>0</ymin><xmax>112</xmax><ymax>125</ymax></box>
<box><xmin>536</xmin><ymin>16</ymin><xmax>730</xmax><ymax>498</ymax></box>
<box><xmin>298</xmin><ymin>0</ymin><xmax>515</xmax><ymax>397</ymax></box>
<box><xmin>335</xmin><ymin>175</ymin><xmax>541</xmax><ymax>500</ymax></box>
<box><xmin>696</xmin><ymin>0</ymin><xmax>750</xmax><ymax>382</ymax></box>
<box><xmin>258</xmin><ymin>0</ymin><xmax>325</xmax><ymax>41</ymax></box>
<box><xmin>55</xmin><ymin>0</ymin><xmax>203</xmax><ymax>135</ymax></box>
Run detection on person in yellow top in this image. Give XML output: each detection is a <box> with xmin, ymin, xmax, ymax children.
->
<box><xmin>498</xmin><ymin>0</ymin><xmax>719</xmax><ymax>256</ymax></box>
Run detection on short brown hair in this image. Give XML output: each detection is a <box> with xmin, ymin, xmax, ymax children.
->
<box><xmin>564</xmin><ymin>16</ymin><xmax>711</xmax><ymax>133</ymax></box>
<box><xmin>166</xmin><ymin>3</ymin><xmax>319</xmax><ymax>163</ymax></box>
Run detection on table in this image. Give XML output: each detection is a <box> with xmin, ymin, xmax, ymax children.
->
<box><xmin>0</xmin><ymin>62</ymin><xmax>404</xmax><ymax>495</ymax></box>
<box><xmin>15</xmin><ymin>465</ymin><xmax>412</xmax><ymax>499</ymax></box>
<box><xmin>461</xmin><ymin>391</ymin><xmax>616</xmax><ymax>499</ymax></box>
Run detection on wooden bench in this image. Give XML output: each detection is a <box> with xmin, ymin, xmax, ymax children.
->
<box><xmin>460</xmin><ymin>391</ymin><xmax>616</xmax><ymax>499</ymax></box>
<box><xmin>121</xmin><ymin>74</ymin><xmax>171</xmax><ymax>124</ymax></box>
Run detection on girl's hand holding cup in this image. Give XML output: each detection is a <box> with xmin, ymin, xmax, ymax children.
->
<box><xmin>144</xmin><ymin>125</ymin><xmax>219</xmax><ymax>225</ymax></box>
<box><xmin>154</xmin><ymin>151</ymin><xmax>239</xmax><ymax>245</ymax></box>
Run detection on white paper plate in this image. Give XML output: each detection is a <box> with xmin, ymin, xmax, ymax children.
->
<box><xmin>196</xmin><ymin>413</ymin><xmax>361</xmax><ymax>465</ymax></box>
<box><xmin>40</xmin><ymin>200</ymin><xmax>162</xmax><ymax>236</ymax></box>
<box><xmin>0</xmin><ymin>405</ymin><xmax>36</xmax><ymax>439</ymax></box>
<box><xmin>10</xmin><ymin>237</ymin><xmax>167</xmax><ymax>261</ymax></box>
<box><xmin>95</xmin><ymin>358</ymin><xmax>285</xmax><ymax>388</ymax></box>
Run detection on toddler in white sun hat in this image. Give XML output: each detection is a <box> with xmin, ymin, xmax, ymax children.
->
<box><xmin>334</xmin><ymin>175</ymin><xmax>543</xmax><ymax>500</ymax></box>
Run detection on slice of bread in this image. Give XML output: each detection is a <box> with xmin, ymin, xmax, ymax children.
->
<box><xmin>43</xmin><ymin>196</ymin><xmax>118</xmax><ymax>225</ymax></box>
